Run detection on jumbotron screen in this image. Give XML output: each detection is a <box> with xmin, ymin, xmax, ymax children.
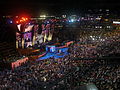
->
<box><xmin>16</xmin><ymin>24</ymin><xmax>34</xmax><ymax>48</ymax></box>
<box><xmin>24</xmin><ymin>32</ymin><xmax>32</xmax><ymax>48</ymax></box>
<box><xmin>41</xmin><ymin>20</ymin><xmax>54</xmax><ymax>42</ymax></box>
<box><xmin>16</xmin><ymin>20</ymin><xmax>55</xmax><ymax>48</ymax></box>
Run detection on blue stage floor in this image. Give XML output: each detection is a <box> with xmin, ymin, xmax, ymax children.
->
<box><xmin>36</xmin><ymin>47</ymin><xmax>69</xmax><ymax>61</ymax></box>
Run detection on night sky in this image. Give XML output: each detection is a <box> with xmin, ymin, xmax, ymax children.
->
<box><xmin>0</xmin><ymin>0</ymin><xmax>120</xmax><ymax>16</ymax></box>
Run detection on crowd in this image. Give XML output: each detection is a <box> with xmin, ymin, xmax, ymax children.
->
<box><xmin>0</xmin><ymin>30</ymin><xmax>120</xmax><ymax>90</ymax></box>
<box><xmin>59</xmin><ymin>60</ymin><xmax>120</xmax><ymax>90</ymax></box>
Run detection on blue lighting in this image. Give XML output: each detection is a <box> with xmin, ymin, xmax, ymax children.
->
<box><xmin>71</xmin><ymin>19</ymin><xmax>74</xmax><ymax>22</ymax></box>
<box><xmin>69</xmin><ymin>19</ymin><xmax>75</xmax><ymax>23</ymax></box>
<box><xmin>10</xmin><ymin>21</ymin><xmax>13</xmax><ymax>24</ymax></box>
<box><xmin>7</xmin><ymin>20</ymin><xmax>13</xmax><ymax>24</ymax></box>
<box><xmin>47</xmin><ymin>21</ymin><xmax>49</xmax><ymax>24</ymax></box>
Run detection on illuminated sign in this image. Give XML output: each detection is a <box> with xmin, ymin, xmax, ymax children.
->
<box><xmin>113</xmin><ymin>21</ymin><xmax>120</xmax><ymax>24</ymax></box>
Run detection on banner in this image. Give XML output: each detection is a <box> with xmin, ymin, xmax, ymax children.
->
<box><xmin>11</xmin><ymin>57</ymin><xmax>28</xmax><ymax>70</ymax></box>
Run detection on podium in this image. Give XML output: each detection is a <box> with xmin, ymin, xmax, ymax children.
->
<box><xmin>46</xmin><ymin>45</ymin><xmax>56</xmax><ymax>53</ymax></box>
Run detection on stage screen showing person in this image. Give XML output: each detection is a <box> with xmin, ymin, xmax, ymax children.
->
<box><xmin>16</xmin><ymin>32</ymin><xmax>22</xmax><ymax>48</ymax></box>
<box><xmin>24</xmin><ymin>32</ymin><xmax>32</xmax><ymax>48</ymax></box>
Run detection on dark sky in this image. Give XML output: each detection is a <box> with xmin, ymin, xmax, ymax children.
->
<box><xmin>1</xmin><ymin>0</ymin><xmax>120</xmax><ymax>16</ymax></box>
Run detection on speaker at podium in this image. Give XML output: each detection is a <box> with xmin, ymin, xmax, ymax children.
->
<box><xmin>46</xmin><ymin>45</ymin><xmax>56</xmax><ymax>53</ymax></box>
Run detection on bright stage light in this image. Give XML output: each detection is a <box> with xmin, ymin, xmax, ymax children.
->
<box><xmin>90</xmin><ymin>36</ymin><xmax>92</xmax><ymax>38</ymax></box>
<box><xmin>20</xmin><ymin>20</ymin><xmax>23</xmax><ymax>22</ymax></box>
<box><xmin>16</xmin><ymin>21</ymin><xmax>19</xmax><ymax>24</ymax></box>
<box><xmin>10</xmin><ymin>21</ymin><xmax>13</xmax><ymax>24</ymax></box>
<box><xmin>113</xmin><ymin>21</ymin><xmax>120</xmax><ymax>24</ymax></box>
<box><xmin>23</xmin><ymin>18</ymin><xmax>26</xmax><ymax>21</ymax></box>
<box><xmin>71</xmin><ymin>19</ymin><xmax>74</xmax><ymax>22</ymax></box>
<box><xmin>40</xmin><ymin>15</ymin><xmax>46</xmax><ymax>18</ymax></box>
<box><xmin>26</xmin><ymin>18</ymin><xmax>28</xmax><ymax>20</ymax></box>
<box><xmin>69</xmin><ymin>19</ymin><xmax>75</xmax><ymax>22</ymax></box>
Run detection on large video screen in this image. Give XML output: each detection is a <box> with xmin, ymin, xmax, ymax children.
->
<box><xmin>16</xmin><ymin>20</ymin><xmax>55</xmax><ymax>48</ymax></box>
<box><xmin>41</xmin><ymin>20</ymin><xmax>54</xmax><ymax>42</ymax></box>
<box><xmin>16</xmin><ymin>24</ymin><xmax>34</xmax><ymax>48</ymax></box>
<box><xmin>16</xmin><ymin>32</ymin><xmax>22</xmax><ymax>48</ymax></box>
<box><xmin>24</xmin><ymin>32</ymin><xmax>32</xmax><ymax>48</ymax></box>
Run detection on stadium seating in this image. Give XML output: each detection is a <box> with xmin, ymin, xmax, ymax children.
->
<box><xmin>0</xmin><ymin>42</ymin><xmax>20</xmax><ymax>61</ymax></box>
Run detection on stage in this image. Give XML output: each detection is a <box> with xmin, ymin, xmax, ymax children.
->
<box><xmin>36</xmin><ymin>47</ymin><xmax>69</xmax><ymax>61</ymax></box>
